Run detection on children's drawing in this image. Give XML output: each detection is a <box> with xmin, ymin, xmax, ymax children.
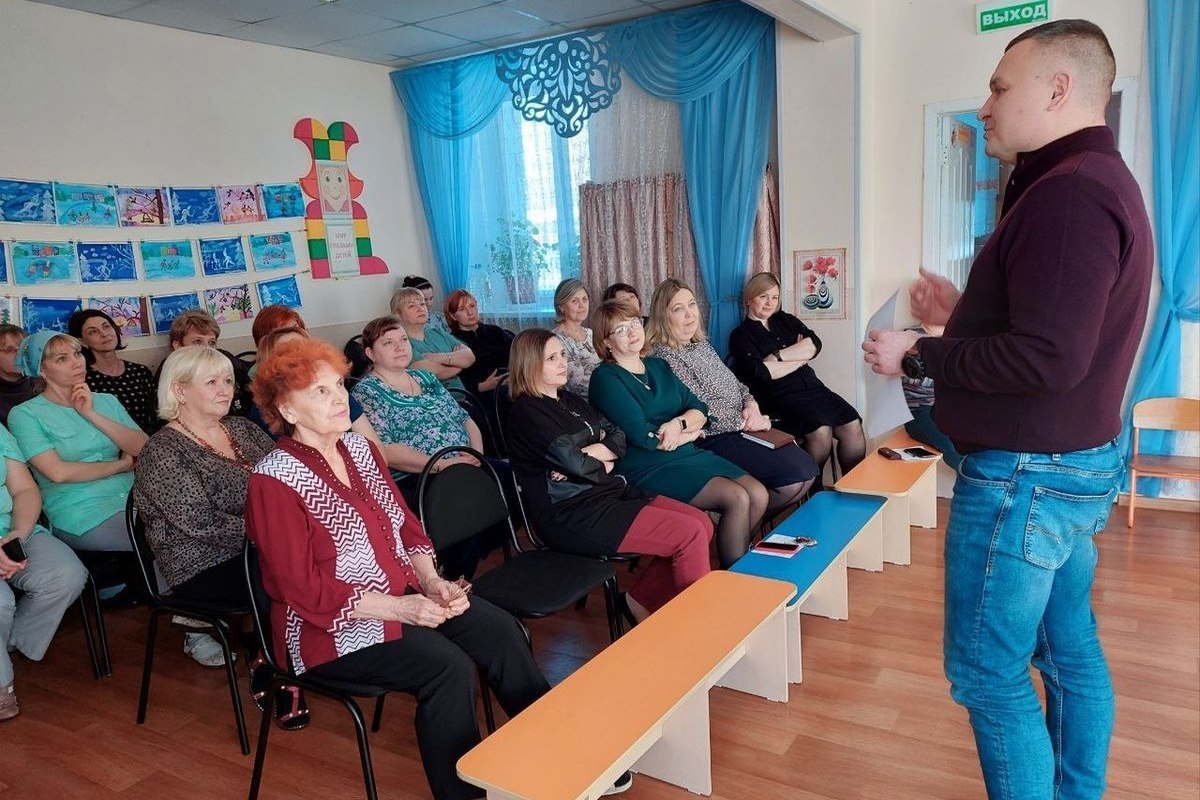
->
<box><xmin>256</xmin><ymin>275</ymin><xmax>301</xmax><ymax>309</ymax></box>
<box><xmin>0</xmin><ymin>296</ymin><xmax>14</xmax><ymax>325</ymax></box>
<box><xmin>87</xmin><ymin>296</ymin><xmax>149</xmax><ymax>337</ymax></box>
<box><xmin>261</xmin><ymin>183</ymin><xmax>305</xmax><ymax>219</ymax></box>
<box><xmin>204</xmin><ymin>284</ymin><xmax>254</xmax><ymax>323</ymax></box>
<box><xmin>53</xmin><ymin>183</ymin><xmax>118</xmax><ymax>227</ymax></box>
<box><xmin>11</xmin><ymin>241</ymin><xmax>80</xmax><ymax>286</ymax></box>
<box><xmin>78</xmin><ymin>242</ymin><xmax>137</xmax><ymax>283</ymax></box>
<box><xmin>218</xmin><ymin>185</ymin><xmax>264</xmax><ymax>224</ymax></box>
<box><xmin>0</xmin><ymin>179</ymin><xmax>55</xmax><ymax>223</ymax></box>
<box><xmin>150</xmin><ymin>292</ymin><xmax>200</xmax><ymax>335</ymax></box>
<box><xmin>117</xmin><ymin>187</ymin><xmax>170</xmax><ymax>227</ymax></box>
<box><xmin>170</xmin><ymin>188</ymin><xmax>221</xmax><ymax>226</ymax></box>
<box><xmin>294</xmin><ymin>118</ymin><xmax>388</xmax><ymax>279</ymax></box>
<box><xmin>199</xmin><ymin>237</ymin><xmax>247</xmax><ymax>276</ymax></box>
<box><xmin>20</xmin><ymin>297</ymin><xmax>82</xmax><ymax>333</ymax></box>
<box><xmin>249</xmin><ymin>232</ymin><xmax>297</xmax><ymax>271</ymax></box>
<box><xmin>139</xmin><ymin>239</ymin><xmax>197</xmax><ymax>281</ymax></box>
<box><xmin>0</xmin><ymin>243</ymin><xmax>7</xmax><ymax>284</ymax></box>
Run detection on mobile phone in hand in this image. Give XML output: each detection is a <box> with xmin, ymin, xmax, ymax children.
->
<box><xmin>1</xmin><ymin>537</ymin><xmax>27</xmax><ymax>563</ymax></box>
<box><xmin>877</xmin><ymin>447</ymin><xmax>903</xmax><ymax>460</ymax></box>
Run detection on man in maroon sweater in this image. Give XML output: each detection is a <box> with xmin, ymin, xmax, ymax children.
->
<box><xmin>864</xmin><ymin>20</ymin><xmax>1152</xmax><ymax>800</ymax></box>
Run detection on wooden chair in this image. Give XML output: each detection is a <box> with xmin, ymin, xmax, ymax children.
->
<box><xmin>1128</xmin><ymin>397</ymin><xmax>1200</xmax><ymax>527</ymax></box>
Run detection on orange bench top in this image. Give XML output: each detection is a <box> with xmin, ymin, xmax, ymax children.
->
<box><xmin>457</xmin><ymin>570</ymin><xmax>795</xmax><ymax>800</ymax></box>
<box><xmin>835</xmin><ymin>429</ymin><xmax>941</xmax><ymax>495</ymax></box>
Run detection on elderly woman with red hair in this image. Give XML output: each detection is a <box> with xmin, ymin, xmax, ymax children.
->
<box><xmin>245</xmin><ymin>338</ymin><xmax>548</xmax><ymax>800</ymax></box>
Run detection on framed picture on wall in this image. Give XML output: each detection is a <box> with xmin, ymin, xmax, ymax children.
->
<box><xmin>791</xmin><ymin>248</ymin><xmax>846</xmax><ymax>320</ymax></box>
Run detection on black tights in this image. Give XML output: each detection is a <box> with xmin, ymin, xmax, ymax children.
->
<box><xmin>765</xmin><ymin>479</ymin><xmax>814</xmax><ymax>514</ymax></box>
<box><xmin>803</xmin><ymin>420</ymin><xmax>867</xmax><ymax>485</ymax></box>
<box><xmin>690</xmin><ymin>474</ymin><xmax>768</xmax><ymax>568</ymax></box>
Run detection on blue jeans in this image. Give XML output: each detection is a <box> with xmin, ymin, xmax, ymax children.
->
<box><xmin>944</xmin><ymin>442</ymin><xmax>1121</xmax><ymax>800</ymax></box>
<box><xmin>906</xmin><ymin>405</ymin><xmax>964</xmax><ymax>469</ymax></box>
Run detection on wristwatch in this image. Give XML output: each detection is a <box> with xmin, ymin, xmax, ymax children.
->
<box><xmin>901</xmin><ymin>350</ymin><xmax>927</xmax><ymax>381</ymax></box>
<box><xmin>771</xmin><ymin>350</ymin><xmax>783</xmax><ymax>362</ymax></box>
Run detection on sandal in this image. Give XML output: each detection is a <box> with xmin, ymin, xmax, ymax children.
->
<box><xmin>248</xmin><ymin>653</ymin><xmax>273</xmax><ymax>712</ymax></box>
<box><xmin>274</xmin><ymin>685</ymin><xmax>310</xmax><ymax>732</ymax></box>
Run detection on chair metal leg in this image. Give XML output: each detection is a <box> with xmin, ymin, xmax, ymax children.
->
<box><xmin>136</xmin><ymin>612</ymin><xmax>160</xmax><ymax>724</ymax></box>
<box><xmin>574</xmin><ymin>596</ymin><xmax>588</xmax><ymax>611</ymax></box>
<box><xmin>79</xmin><ymin>579</ymin><xmax>101</xmax><ymax>680</ymax></box>
<box><xmin>341</xmin><ymin>697</ymin><xmax>379</xmax><ymax>800</ymax></box>
<box><xmin>92</xmin><ymin>580</ymin><xmax>111</xmax><ymax>677</ymax></box>
<box><xmin>211</xmin><ymin>622</ymin><xmax>251</xmax><ymax>755</ymax></box>
<box><xmin>479</xmin><ymin>671</ymin><xmax>497</xmax><ymax>734</ymax></box>
<box><xmin>370</xmin><ymin>695</ymin><xmax>385</xmax><ymax>733</ymax></box>
<box><xmin>247</xmin><ymin>686</ymin><xmax>275</xmax><ymax>800</ymax></box>
<box><xmin>603</xmin><ymin>578</ymin><xmax>621</xmax><ymax>641</ymax></box>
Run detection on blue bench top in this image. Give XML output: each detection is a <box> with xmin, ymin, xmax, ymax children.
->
<box><xmin>730</xmin><ymin>492</ymin><xmax>887</xmax><ymax>603</ymax></box>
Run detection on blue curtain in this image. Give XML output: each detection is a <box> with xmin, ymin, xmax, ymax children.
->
<box><xmin>391</xmin><ymin>55</ymin><xmax>508</xmax><ymax>293</ymax></box>
<box><xmin>1124</xmin><ymin>0</ymin><xmax>1200</xmax><ymax>496</ymax></box>
<box><xmin>610</xmin><ymin>1</ymin><xmax>776</xmax><ymax>353</ymax></box>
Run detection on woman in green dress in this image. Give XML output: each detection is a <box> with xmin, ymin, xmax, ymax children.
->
<box><xmin>588</xmin><ymin>300</ymin><xmax>768</xmax><ymax>567</ymax></box>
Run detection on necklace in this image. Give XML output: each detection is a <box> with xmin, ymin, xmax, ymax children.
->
<box><xmin>175</xmin><ymin>418</ymin><xmax>253</xmax><ymax>471</ymax></box>
<box><xmin>628</xmin><ymin>369</ymin><xmax>652</xmax><ymax>392</ymax></box>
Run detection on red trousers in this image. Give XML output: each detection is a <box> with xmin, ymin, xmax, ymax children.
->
<box><xmin>616</xmin><ymin>496</ymin><xmax>713</xmax><ymax>613</ymax></box>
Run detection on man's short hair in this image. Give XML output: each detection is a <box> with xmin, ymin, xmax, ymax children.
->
<box><xmin>1007</xmin><ymin>19</ymin><xmax>1116</xmax><ymax>107</ymax></box>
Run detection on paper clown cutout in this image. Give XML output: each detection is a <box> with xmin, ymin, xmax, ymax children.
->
<box><xmin>293</xmin><ymin>118</ymin><xmax>388</xmax><ymax>279</ymax></box>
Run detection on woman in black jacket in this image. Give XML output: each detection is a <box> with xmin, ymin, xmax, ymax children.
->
<box><xmin>504</xmin><ymin>329</ymin><xmax>712</xmax><ymax>623</ymax></box>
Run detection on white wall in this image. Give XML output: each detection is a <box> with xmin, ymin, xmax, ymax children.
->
<box><xmin>0</xmin><ymin>0</ymin><xmax>436</xmax><ymax>364</ymax></box>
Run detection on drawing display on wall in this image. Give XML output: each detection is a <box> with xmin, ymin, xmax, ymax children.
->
<box><xmin>117</xmin><ymin>187</ymin><xmax>170</xmax><ymax>227</ymax></box>
<box><xmin>170</xmin><ymin>187</ymin><xmax>221</xmax><ymax>226</ymax></box>
<box><xmin>261</xmin><ymin>183</ymin><xmax>305</xmax><ymax>219</ymax></box>
<box><xmin>11</xmin><ymin>241</ymin><xmax>80</xmax><ymax>286</ymax></box>
<box><xmin>53</xmin><ymin>183</ymin><xmax>118</xmax><ymax>227</ymax></box>
<box><xmin>87</xmin><ymin>296</ymin><xmax>149</xmax><ymax>337</ymax></box>
<box><xmin>204</xmin><ymin>284</ymin><xmax>254</xmax><ymax>323</ymax></box>
<box><xmin>150</xmin><ymin>292</ymin><xmax>200</xmax><ymax>334</ymax></box>
<box><xmin>78</xmin><ymin>242</ymin><xmax>137</xmax><ymax>283</ymax></box>
<box><xmin>0</xmin><ymin>179</ymin><xmax>55</xmax><ymax>224</ymax></box>
<box><xmin>249</xmin><ymin>232</ymin><xmax>296</xmax><ymax>271</ymax></box>
<box><xmin>21</xmin><ymin>297</ymin><xmax>82</xmax><ymax>333</ymax></box>
<box><xmin>218</xmin><ymin>185</ymin><xmax>264</xmax><ymax>224</ymax></box>
<box><xmin>256</xmin><ymin>274</ymin><xmax>301</xmax><ymax>309</ymax></box>
<box><xmin>199</xmin><ymin>237</ymin><xmax>247</xmax><ymax>276</ymax></box>
<box><xmin>792</xmin><ymin>248</ymin><xmax>847</xmax><ymax>320</ymax></box>
<box><xmin>0</xmin><ymin>297</ymin><xmax>13</xmax><ymax>325</ymax></box>
<box><xmin>140</xmin><ymin>240</ymin><xmax>197</xmax><ymax>281</ymax></box>
<box><xmin>294</xmin><ymin>118</ymin><xmax>388</xmax><ymax>279</ymax></box>
<box><xmin>0</xmin><ymin>243</ymin><xmax>6</xmax><ymax>283</ymax></box>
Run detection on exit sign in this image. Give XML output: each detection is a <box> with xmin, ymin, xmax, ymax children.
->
<box><xmin>977</xmin><ymin>0</ymin><xmax>1052</xmax><ymax>34</ymax></box>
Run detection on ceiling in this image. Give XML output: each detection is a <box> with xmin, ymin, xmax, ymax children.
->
<box><xmin>28</xmin><ymin>0</ymin><xmax>715</xmax><ymax>69</ymax></box>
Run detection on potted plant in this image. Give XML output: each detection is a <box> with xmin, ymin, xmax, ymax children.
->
<box><xmin>484</xmin><ymin>217</ymin><xmax>550</xmax><ymax>305</ymax></box>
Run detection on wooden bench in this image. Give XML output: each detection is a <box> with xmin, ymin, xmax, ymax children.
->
<box><xmin>834</xmin><ymin>429</ymin><xmax>942</xmax><ymax>565</ymax></box>
<box><xmin>456</xmin><ymin>571</ymin><xmax>795</xmax><ymax>799</ymax></box>
<box><xmin>729</xmin><ymin>491</ymin><xmax>887</xmax><ymax>683</ymax></box>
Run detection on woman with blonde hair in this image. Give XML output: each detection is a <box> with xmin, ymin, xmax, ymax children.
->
<box><xmin>648</xmin><ymin>279</ymin><xmax>817</xmax><ymax>511</ymax></box>
<box><xmin>391</xmin><ymin>286</ymin><xmax>474</xmax><ymax>390</ymax></box>
<box><xmin>588</xmin><ymin>300</ymin><xmax>768</xmax><ymax>568</ymax></box>
<box><xmin>729</xmin><ymin>272</ymin><xmax>865</xmax><ymax>482</ymax></box>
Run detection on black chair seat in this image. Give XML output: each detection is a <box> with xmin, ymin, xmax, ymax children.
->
<box><xmin>470</xmin><ymin>551</ymin><xmax>617</xmax><ymax>617</ymax></box>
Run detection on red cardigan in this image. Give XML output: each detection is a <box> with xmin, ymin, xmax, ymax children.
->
<box><xmin>245</xmin><ymin>432</ymin><xmax>434</xmax><ymax>674</ymax></box>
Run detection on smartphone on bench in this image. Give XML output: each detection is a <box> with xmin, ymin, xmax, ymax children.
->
<box><xmin>755</xmin><ymin>539</ymin><xmax>800</xmax><ymax>554</ymax></box>
<box><xmin>903</xmin><ymin>446</ymin><xmax>938</xmax><ymax>459</ymax></box>
<box><xmin>877</xmin><ymin>447</ymin><xmax>903</xmax><ymax>460</ymax></box>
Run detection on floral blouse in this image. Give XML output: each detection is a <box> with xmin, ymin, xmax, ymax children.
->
<box><xmin>351</xmin><ymin>370</ymin><xmax>469</xmax><ymax>470</ymax></box>
<box><xmin>650</xmin><ymin>341</ymin><xmax>753</xmax><ymax>435</ymax></box>
<box><xmin>553</xmin><ymin>325</ymin><xmax>601</xmax><ymax>396</ymax></box>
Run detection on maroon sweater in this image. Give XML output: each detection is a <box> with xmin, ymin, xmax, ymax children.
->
<box><xmin>917</xmin><ymin>126</ymin><xmax>1152</xmax><ymax>454</ymax></box>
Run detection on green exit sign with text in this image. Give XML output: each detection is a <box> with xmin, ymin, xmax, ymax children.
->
<box><xmin>977</xmin><ymin>0</ymin><xmax>1052</xmax><ymax>34</ymax></box>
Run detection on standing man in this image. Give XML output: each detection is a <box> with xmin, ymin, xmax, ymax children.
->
<box><xmin>863</xmin><ymin>20</ymin><xmax>1152</xmax><ymax>800</ymax></box>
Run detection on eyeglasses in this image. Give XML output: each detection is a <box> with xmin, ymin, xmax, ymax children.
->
<box><xmin>610</xmin><ymin>319</ymin><xmax>643</xmax><ymax>338</ymax></box>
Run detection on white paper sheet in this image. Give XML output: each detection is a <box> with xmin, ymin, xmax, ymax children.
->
<box><xmin>862</xmin><ymin>290</ymin><xmax>914</xmax><ymax>439</ymax></box>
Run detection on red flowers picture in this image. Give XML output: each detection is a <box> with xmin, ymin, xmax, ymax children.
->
<box><xmin>792</xmin><ymin>248</ymin><xmax>847</xmax><ymax>319</ymax></box>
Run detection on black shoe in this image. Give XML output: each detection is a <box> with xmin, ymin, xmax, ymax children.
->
<box><xmin>274</xmin><ymin>685</ymin><xmax>310</xmax><ymax>732</ymax></box>
<box><xmin>602</xmin><ymin>771</ymin><xmax>633</xmax><ymax>795</ymax></box>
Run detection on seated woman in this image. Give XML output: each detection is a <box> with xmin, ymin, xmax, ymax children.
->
<box><xmin>391</xmin><ymin>287</ymin><xmax>474</xmax><ymax>391</ymax></box>
<box><xmin>506</xmin><ymin>329</ymin><xmax>712</xmax><ymax>622</ymax></box>
<box><xmin>0</xmin><ymin>325</ymin><xmax>37</xmax><ymax>426</ymax></box>
<box><xmin>132</xmin><ymin>347</ymin><xmax>279</xmax><ymax>673</ymax></box>
<box><xmin>647</xmin><ymin>279</ymin><xmax>818</xmax><ymax>511</ymax></box>
<box><xmin>157</xmin><ymin>310</ymin><xmax>252</xmax><ymax>417</ymax></box>
<box><xmin>8</xmin><ymin>331</ymin><xmax>147</xmax><ymax>554</ymax></box>
<box><xmin>1</xmin><ymin>422</ymin><xmax>89</xmax><ymax>722</ymax></box>
<box><xmin>552</xmin><ymin>278</ymin><xmax>601</xmax><ymax>396</ymax></box>
<box><xmin>401</xmin><ymin>274</ymin><xmax>452</xmax><ymax>337</ymax></box>
<box><xmin>601</xmin><ymin>282</ymin><xmax>644</xmax><ymax>318</ymax></box>
<box><xmin>248</xmin><ymin>305</ymin><xmax>307</xmax><ymax>379</ymax></box>
<box><xmin>245</xmin><ymin>337</ymin><xmax>549</xmax><ymax>800</ymax></box>
<box><xmin>68</xmin><ymin>309</ymin><xmax>158</xmax><ymax>433</ymax></box>
<box><xmin>444</xmin><ymin>289</ymin><xmax>514</xmax><ymax>401</ymax></box>
<box><xmin>351</xmin><ymin>316</ymin><xmax>483</xmax><ymax>478</ymax></box>
<box><xmin>729</xmin><ymin>273</ymin><xmax>866</xmax><ymax>483</ymax></box>
<box><xmin>588</xmin><ymin>300</ymin><xmax>769</xmax><ymax>568</ymax></box>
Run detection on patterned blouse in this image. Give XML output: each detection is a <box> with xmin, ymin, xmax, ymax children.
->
<box><xmin>650</xmin><ymin>341</ymin><xmax>753</xmax><ymax>435</ymax></box>
<box><xmin>553</xmin><ymin>325</ymin><xmax>601</xmax><ymax>396</ymax></box>
<box><xmin>351</xmin><ymin>370</ymin><xmax>469</xmax><ymax>468</ymax></box>
<box><xmin>86</xmin><ymin>361</ymin><xmax>158</xmax><ymax>433</ymax></box>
